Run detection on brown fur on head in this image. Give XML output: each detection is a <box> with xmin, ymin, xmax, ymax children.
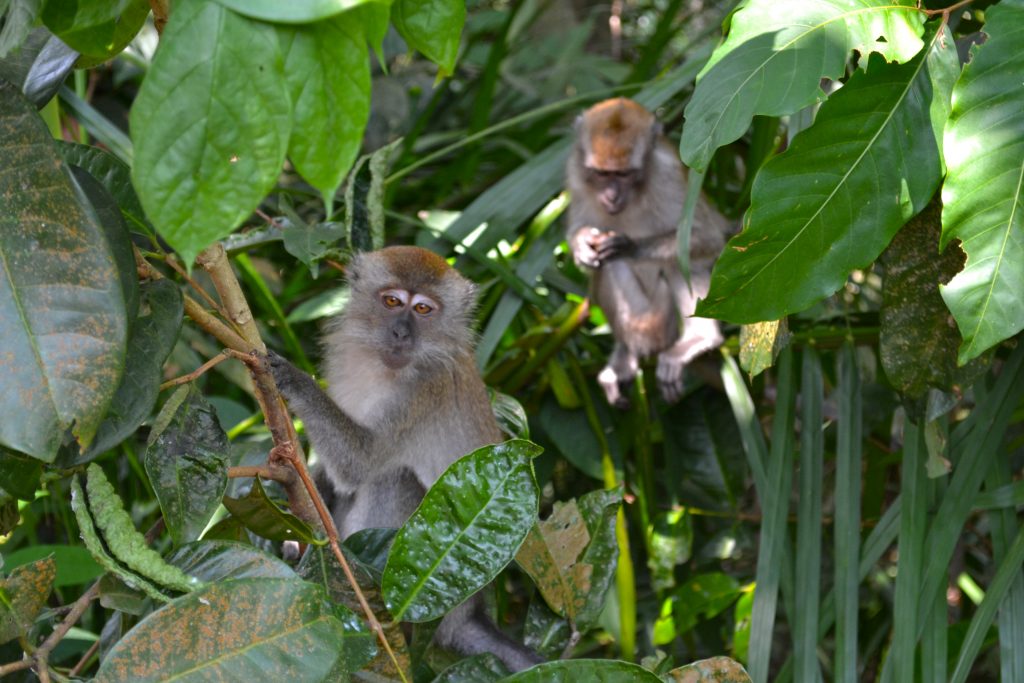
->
<box><xmin>578</xmin><ymin>98</ymin><xmax>657</xmax><ymax>172</ymax></box>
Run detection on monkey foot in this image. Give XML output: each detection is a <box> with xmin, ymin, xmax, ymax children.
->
<box><xmin>656</xmin><ymin>354</ymin><xmax>685</xmax><ymax>404</ymax></box>
<box><xmin>598</xmin><ymin>365</ymin><xmax>634</xmax><ymax>410</ymax></box>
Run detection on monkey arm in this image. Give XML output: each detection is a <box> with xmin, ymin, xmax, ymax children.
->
<box><xmin>266</xmin><ymin>351</ymin><xmax>372</xmax><ymax>484</ymax></box>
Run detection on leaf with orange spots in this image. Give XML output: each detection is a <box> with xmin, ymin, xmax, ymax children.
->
<box><xmin>664</xmin><ymin>656</ymin><xmax>752</xmax><ymax>682</ymax></box>
<box><xmin>0</xmin><ymin>80</ymin><xmax>129</xmax><ymax>462</ymax></box>
<box><xmin>94</xmin><ymin>578</ymin><xmax>374</xmax><ymax>682</ymax></box>
<box><xmin>0</xmin><ymin>555</ymin><xmax>56</xmax><ymax>644</ymax></box>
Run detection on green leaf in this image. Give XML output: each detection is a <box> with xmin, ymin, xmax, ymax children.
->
<box><xmin>94</xmin><ymin>579</ymin><xmax>373</xmax><ymax>682</ymax></box>
<box><xmin>523</xmin><ymin>598</ymin><xmax>571</xmax><ymax>659</ymax></box>
<box><xmin>279</xmin><ymin>15</ymin><xmax>369</xmax><ymax>200</ymax></box>
<box><xmin>738</xmin><ymin>319</ymin><xmax>789</xmax><ymax>378</ymax></box>
<box><xmin>0</xmin><ymin>555</ymin><xmax>55</xmax><ymax>644</ymax></box>
<box><xmin>664</xmin><ymin>657</ymin><xmax>752</xmax><ymax>682</ymax></box>
<box><xmin>211</xmin><ymin>0</ymin><xmax>382</xmax><ymax>24</ymax></box>
<box><xmin>42</xmin><ymin>0</ymin><xmax>148</xmax><ymax>60</ymax></box>
<box><xmin>222</xmin><ymin>477</ymin><xmax>320</xmax><ymax>544</ymax></box>
<box><xmin>880</xmin><ymin>200</ymin><xmax>987</xmax><ymax>397</ymax></box>
<box><xmin>0</xmin><ymin>80</ymin><xmax>128</xmax><ymax>461</ymax></box>
<box><xmin>144</xmin><ymin>385</ymin><xmax>230</xmax><ymax>546</ymax></box>
<box><xmin>0</xmin><ymin>0</ymin><xmax>42</xmax><ymax>58</ymax></box>
<box><xmin>58</xmin><ymin>142</ymin><xmax>148</xmax><ymax>231</ymax></box>
<box><xmin>0</xmin><ymin>27</ymin><xmax>77</xmax><ymax>105</ymax></box>
<box><xmin>75</xmin><ymin>279</ymin><xmax>184</xmax><ymax>462</ymax></box>
<box><xmin>0</xmin><ymin>448</ymin><xmax>42</xmax><ymax>500</ymax></box>
<box><xmin>1</xmin><ymin>544</ymin><xmax>103</xmax><ymax>587</ymax></box>
<box><xmin>502</xmin><ymin>659</ymin><xmax>663</xmax><ymax>682</ymax></box>
<box><xmin>490</xmin><ymin>389</ymin><xmax>530</xmax><ymax>440</ymax></box>
<box><xmin>516</xmin><ymin>501</ymin><xmax>593</xmax><ymax>622</ymax></box>
<box><xmin>680</xmin><ymin>0</ymin><xmax>926</xmax><ymax>170</ymax></box>
<box><xmin>391</xmin><ymin>0</ymin><xmax>464</xmax><ymax>76</ymax></box>
<box><xmin>281</xmin><ymin>220</ymin><xmax>346</xmax><ymax>277</ymax></box>
<box><xmin>573</xmin><ymin>487</ymin><xmax>621</xmax><ymax>630</ymax></box>
<box><xmin>670</xmin><ymin>572</ymin><xmax>742</xmax><ymax>635</ymax></box>
<box><xmin>355</xmin><ymin>2</ymin><xmax>390</xmax><ymax>66</ymax></box>
<box><xmin>343</xmin><ymin>527</ymin><xmax>396</xmax><ymax>579</ymax></box>
<box><xmin>383</xmin><ymin>439</ymin><xmax>541</xmax><ymax>622</ymax></box>
<box><xmin>698</xmin><ymin>26</ymin><xmax>958</xmax><ymax>323</ymax></box>
<box><xmin>129</xmin><ymin>0</ymin><xmax>291</xmax><ymax>267</ymax></box>
<box><xmin>166</xmin><ymin>540</ymin><xmax>298</xmax><ymax>581</ymax></box>
<box><xmin>940</xmin><ymin>1</ymin><xmax>1024</xmax><ymax>363</ymax></box>
<box><xmin>432</xmin><ymin>653</ymin><xmax>510</xmax><ymax>682</ymax></box>
<box><xmin>647</xmin><ymin>508</ymin><xmax>692</xmax><ymax>593</ymax></box>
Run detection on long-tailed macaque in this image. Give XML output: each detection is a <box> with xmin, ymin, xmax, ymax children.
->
<box><xmin>268</xmin><ymin>246</ymin><xmax>541</xmax><ymax>672</ymax></box>
<box><xmin>566</xmin><ymin>97</ymin><xmax>730</xmax><ymax>408</ymax></box>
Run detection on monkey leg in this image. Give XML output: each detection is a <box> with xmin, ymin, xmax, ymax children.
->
<box><xmin>598</xmin><ymin>343</ymin><xmax>639</xmax><ymax>410</ymax></box>
<box><xmin>656</xmin><ymin>316</ymin><xmax>723</xmax><ymax>403</ymax></box>
<box><xmin>434</xmin><ymin>594</ymin><xmax>543</xmax><ymax>672</ymax></box>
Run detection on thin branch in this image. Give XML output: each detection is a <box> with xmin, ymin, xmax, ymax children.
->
<box><xmin>159</xmin><ymin>351</ymin><xmax>230</xmax><ymax>390</ymax></box>
<box><xmin>227</xmin><ymin>464</ymin><xmax>297</xmax><ymax>486</ymax></box>
<box><xmin>196</xmin><ymin>244</ymin><xmax>265</xmax><ymax>353</ymax></box>
<box><xmin>163</xmin><ymin>254</ymin><xmax>235</xmax><ymax>325</ymax></box>
<box><xmin>924</xmin><ymin>0</ymin><xmax>972</xmax><ymax>17</ymax></box>
<box><xmin>147</xmin><ymin>0</ymin><xmax>168</xmax><ymax>34</ymax></box>
<box><xmin>69</xmin><ymin>639</ymin><xmax>100</xmax><ymax>677</ymax></box>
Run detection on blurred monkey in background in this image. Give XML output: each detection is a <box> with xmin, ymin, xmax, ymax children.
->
<box><xmin>566</xmin><ymin>98</ymin><xmax>731</xmax><ymax>408</ymax></box>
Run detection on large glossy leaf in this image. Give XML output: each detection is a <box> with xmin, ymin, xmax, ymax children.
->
<box><xmin>212</xmin><ymin>0</ymin><xmax>380</xmax><ymax>24</ymax></box>
<box><xmin>391</xmin><ymin>0</ymin><xmax>464</xmax><ymax>76</ymax></box>
<box><xmin>279</xmin><ymin>14</ymin><xmax>370</xmax><ymax>199</ymax></box>
<box><xmin>129</xmin><ymin>0</ymin><xmax>291</xmax><ymax>267</ymax></box>
<box><xmin>0</xmin><ymin>556</ymin><xmax>55</xmax><ymax>644</ymax></box>
<box><xmin>41</xmin><ymin>0</ymin><xmax>148</xmax><ymax>60</ymax></box>
<box><xmin>1</xmin><ymin>544</ymin><xmax>103</xmax><ymax>587</ymax></box>
<box><xmin>144</xmin><ymin>385</ymin><xmax>230</xmax><ymax>546</ymax></box>
<box><xmin>383</xmin><ymin>440</ymin><xmax>541</xmax><ymax>622</ymax></box>
<box><xmin>502</xmin><ymin>659</ymin><xmax>662</xmax><ymax>682</ymax></box>
<box><xmin>0</xmin><ymin>80</ymin><xmax>128</xmax><ymax>461</ymax></box>
<box><xmin>222</xmin><ymin>476</ymin><xmax>320</xmax><ymax>544</ymax></box>
<box><xmin>94</xmin><ymin>579</ymin><xmax>372</xmax><ymax>682</ymax></box>
<box><xmin>0</xmin><ymin>448</ymin><xmax>42</xmax><ymax>500</ymax></box>
<box><xmin>680</xmin><ymin>0</ymin><xmax>926</xmax><ymax>170</ymax></box>
<box><xmin>940</xmin><ymin>1</ymin><xmax>1024</xmax><ymax>364</ymax></box>
<box><xmin>166</xmin><ymin>540</ymin><xmax>298</xmax><ymax>581</ymax></box>
<box><xmin>0</xmin><ymin>27</ymin><xmax>77</xmax><ymax>106</ymax></box>
<box><xmin>75</xmin><ymin>279</ymin><xmax>183</xmax><ymax>462</ymax></box>
<box><xmin>58</xmin><ymin>142</ymin><xmax>148</xmax><ymax>231</ymax></box>
<box><xmin>698</xmin><ymin>26</ymin><xmax>958</xmax><ymax>323</ymax></box>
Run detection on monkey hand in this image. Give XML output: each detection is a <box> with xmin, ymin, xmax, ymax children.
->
<box><xmin>589</xmin><ymin>230</ymin><xmax>635</xmax><ymax>264</ymax></box>
<box><xmin>265</xmin><ymin>349</ymin><xmax>315</xmax><ymax>402</ymax></box>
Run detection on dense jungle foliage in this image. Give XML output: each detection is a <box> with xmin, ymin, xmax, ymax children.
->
<box><xmin>1</xmin><ymin>0</ymin><xmax>1023</xmax><ymax>681</ymax></box>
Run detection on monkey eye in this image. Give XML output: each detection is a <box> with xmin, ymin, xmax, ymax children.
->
<box><xmin>382</xmin><ymin>294</ymin><xmax>402</xmax><ymax>308</ymax></box>
<box><xmin>413</xmin><ymin>302</ymin><xmax>433</xmax><ymax>315</ymax></box>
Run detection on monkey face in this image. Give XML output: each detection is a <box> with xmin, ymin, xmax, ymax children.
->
<box><xmin>377</xmin><ymin>288</ymin><xmax>439</xmax><ymax>370</ymax></box>
<box><xmin>585</xmin><ymin>167</ymin><xmax>640</xmax><ymax>215</ymax></box>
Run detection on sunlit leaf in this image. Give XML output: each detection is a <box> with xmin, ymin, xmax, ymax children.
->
<box><xmin>391</xmin><ymin>0</ymin><xmax>464</xmax><ymax>76</ymax></box>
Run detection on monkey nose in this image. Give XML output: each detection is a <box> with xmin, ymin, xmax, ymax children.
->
<box><xmin>391</xmin><ymin>320</ymin><xmax>412</xmax><ymax>341</ymax></box>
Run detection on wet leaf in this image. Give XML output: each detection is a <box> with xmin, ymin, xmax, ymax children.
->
<box><xmin>663</xmin><ymin>656</ymin><xmax>752</xmax><ymax>682</ymax></box>
<box><xmin>129</xmin><ymin>0</ymin><xmax>290</xmax><ymax>267</ymax></box>
<box><xmin>94</xmin><ymin>579</ymin><xmax>373</xmax><ymax>682</ymax></box>
<box><xmin>0</xmin><ymin>80</ymin><xmax>128</xmax><ymax>461</ymax></box>
<box><xmin>0</xmin><ymin>555</ymin><xmax>55</xmax><ymax>644</ymax></box>
<box><xmin>490</xmin><ymin>389</ymin><xmax>530</xmax><ymax>440</ymax></box>
<box><xmin>432</xmin><ymin>652</ymin><xmax>510</xmax><ymax>682</ymax></box>
<box><xmin>166</xmin><ymin>540</ymin><xmax>298</xmax><ymax>581</ymax></box>
<box><xmin>391</xmin><ymin>0</ymin><xmax>464</xmax><ymax>76</ymax></box>
<box><xmin>144</xmin><ymin>384</ymin><xmax>229</xmax><ymax>545</ymax></box>
<box><xmin>523</xmin><ymin>598</ymin><xmax>571</xmax><ymax>659</ymax></box>
<box><xmin>940</xmin><ymin>1</ymin><xmax>1024</xmax><ymax>363</ymax></box>
<box><xmin>572</xmin><ymin>487</ymin><xmax>621</xmax><ymax>629</ymax></box>
<box><xmin>502</xmin><ymin>659</ymin><xmax>663</xmax><ymax>682</ymax></box>
<box><xmin>383</xmin><ymin>440</ymin><xmax>541</xmax><ymax>622</ymax></box>
<box><xmin>223</xmin><ymin>477</ymin><xmax>320</xmax><ymax>544</ymax></box>
<box><xmin>280</xmin><ymin>15</ymin><xmax>370</xmax><ymax>200</ymax></box>
<box><xmin>343</xmin><ymin>527</ymin><xmax>396</xmax><ymax>579</ymax></box>
<box><xmin>75</xmin><ymin>280</ymin><xmax>184</xmax><ymax>462</ymax></box>
<box><xmin>516</xmin><ymin>501</ymin><xmax>592</xmax><ymax>622</ymax></box>
<box><xmin>58</xmin><ymin>142</ymin><xmax>148</xmax><ymax>231</ymax></box>
<box><xmin>2</xmin><ymin>544</ymin><xmax>102</xmax><ymax>587</ymax></box>
<box><xmin>0</xmin><ymin>0</ymin><xmax>42</xmax><ymax>58</ymax></box>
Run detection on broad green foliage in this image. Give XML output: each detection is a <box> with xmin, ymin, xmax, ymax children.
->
<box><xmin>502</xmin><ymin>659</ymin><xmax>663</xmax><ymax>682</ymax></box>
<box><xmin>383</xmin><ymin>440</ymin><xmax>540</xmax><ymax>622</ymax></box>
<box><xmin>280</xmin><ymin>16</ymin><xmax>370</xmax><ymax>200</ymax></box>
<box><xmin>940</xmin><ymin>0</ymin><xmax>1024</xmax><ymax>364</ymax></box>
<box><xmin>41</xmin><ymin>0</ymin><xmax>149</xmax><ymax>61</ymax></box>
<box><xmin>212</xmin><ymin>0</ymin><xmax>382</xmax><ymax>24</ymax></box>
<box><xmin>129</xmin><ymin>0</ymin><xmax>291</xmax><ymax>268</ymax></box>
<box><xmin>0</xmin><ymin>81</ymin><xmax>128</xmax><ymax>461</ymax></box>
<box><xmin>94</xmin><ymin>579</ymin><xmax>374</xmax><ymax>682</ymax></box>
<box><xmin>144</xmin><ymin>385</ymin><xmax>230</xmax><ymax>546</ymax></box>
<box><xmin>0</xmin><ymin>556</ymin><xmax>55</xmax><ymax>644</ymax></box>
<box><xmin>391</xmin><ymin>0</ymin><xmax>464</xmax><ymax>76</ymax></box>
<box><xmin>680</xmin><ymin>0</ymin><xmax>925</xmax><ymax>170</ymax></box>
<box><xmin>222</xmin><ymin>476</ymin><xmax>321</xmax><ymax>544</ymax></box>
<box><xmin>698</xmin><ymin>25</ymin><xmax>957</xmax><ymax>323</ymax></box>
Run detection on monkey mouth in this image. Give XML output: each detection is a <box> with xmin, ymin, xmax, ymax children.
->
<box><xmin>601</xmin><ymin>200</ymin><xmax>625</xmax><ymax>215</ymax></box>
<box><xmin>381</xmin><ymin>349</ymin><xmax>413</xmax><ymax>370</ymax></box>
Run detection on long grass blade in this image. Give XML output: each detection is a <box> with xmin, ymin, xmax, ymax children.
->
<box><xmin>794</xmin><ymin>349</ymin><xmax>823</xmax><ymax>683</ymax></box>
<box><xmin>747</xmin><ymin>347</ymin><xmax>795</xmax><ymax>683</ymax></box>
<box><xmin>984</xmin><ymin>453</ymin><xmax>1024</xmax><ymax>682</ymax></box>
<box><xmin>833</xmin><ymin>343</ymin><xmax>862</xmax><ymax>683</ymax></box>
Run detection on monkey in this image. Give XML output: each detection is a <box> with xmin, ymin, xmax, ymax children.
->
<box><xmin>267</xmin><ymin>245</ymin><xmax>542</xmax><ymax>672</ymax></box>
<box><xmin>566</xmin><ymin>97</ymin><xmax>730</xmax><ymax>409</ymax></box>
